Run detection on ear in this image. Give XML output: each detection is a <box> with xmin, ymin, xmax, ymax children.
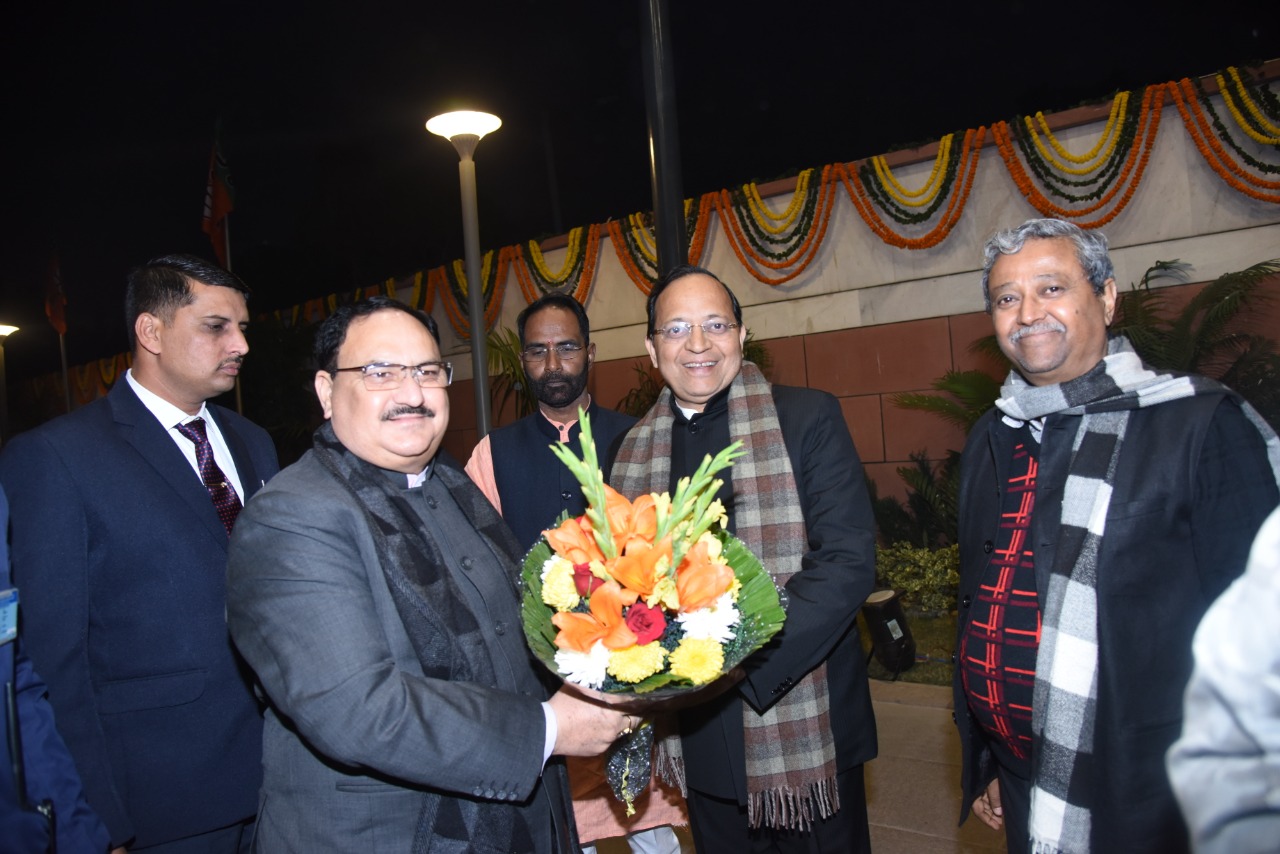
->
<box><xmin>1101</xmin><ymin>278</ymin><xmax>1118</xmax><ymax>325</ymax></box>
<box><xmin>135</xmin><ymin>312</ymin><xmax>163</xmax><ymax>356</ymax></box>
<box><xmin>586</xmin><ymin>341</ymin><xmax>597</xmax><ymax>369</ymax></box>
<box><xmin>314</xmin><ymin>370</ymin><xmax>335</xmax><ymax>420</ymax></box>
<box><xmin>644</xmin><ymin>336</ymin><xmax>658</xmax><ymax>369</ymax></box>
<box><xmin>738</xmin><ymin>323</ymin><xmax>748</xmax><ymax>350</ymax></box>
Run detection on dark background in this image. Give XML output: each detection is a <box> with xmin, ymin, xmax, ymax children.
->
<box><xmin>1</xmin><ymin>1</ymin><xmax>1274</xmax><ymax>383</ymax></box>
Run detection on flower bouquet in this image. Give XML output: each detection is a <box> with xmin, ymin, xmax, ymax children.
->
<box><xmin>521</xmin><ymin>410</ymin><xmax>787</xmax><ymax>810</ymax></box>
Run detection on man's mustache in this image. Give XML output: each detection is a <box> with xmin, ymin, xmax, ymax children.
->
<box><xmin>1009</xmin><ymin>320</ymin><xmax>1066</xmax><ymax>343</ymax></box>
<box><xmin>382</xmin><ymin>405</ymin><xmax>436</xmax><ymax>420</ymax></box>
<box><xmin>219</xmin><ymin>356</ymin><xmax>244</xmax><ymax>368</ymax></box>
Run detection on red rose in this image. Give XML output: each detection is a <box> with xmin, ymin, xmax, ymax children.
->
<box><xmin>624</xmin><ymin>600</ymin><xmax>667</xmax><ymax>645</ymax></box>
<box><xmin>573</xmin><ymin>563</ymin><xmax>604</xmax><ymax>597</ymax></box>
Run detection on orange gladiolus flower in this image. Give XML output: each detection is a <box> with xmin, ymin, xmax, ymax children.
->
<box><xmin>544</xmin><ymin>515</ymin><xmax>604</xmax><ymax>567</ymax></box>
<box><xmin>610</xmin><ymin>536</ymin><xmax>672</xmax><ymax>599</ymax></box>
<box><xmin>603</xmin><ymin>486</ymin><xmax>658</xmax><ymax>556</ymax></box>
<box><xmin>552</xmin><ymin>581</ymin><xmax>639</xmax><ymax>652</ymax></box>
<box><xmin>676</xmin><ymin>538</ymin><xmax>735</xmax><ymax>612</ymax></box>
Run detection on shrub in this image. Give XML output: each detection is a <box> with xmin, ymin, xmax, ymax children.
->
<box><xmin>875</xmin><ymin>543</ymin><xmax>960</xmax><ymax>616</ymax></box>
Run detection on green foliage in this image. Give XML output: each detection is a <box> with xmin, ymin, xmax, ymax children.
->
<box><xmin>486</xmin><ymin>327</ymin><xmax>537</xmax><ymax>420</ymax></box>
<box><xmin>875</xmin><ymin>542</ymin><xmax>960</xmax><ymax>616</ymax></box>
<box><xmin>1113</xmin><ymin>258</ymin><xmax>1280</xmax><ymax>428</ymax></box>
<box><xmin>868</xmin><ymin>453</ymin><xmax>959</xmax><ymax>548</ymax></box>
<box><xmin>890</xmin><ymin>370</ymin><xmax>1003</xmax><ymax>435</ymax></box>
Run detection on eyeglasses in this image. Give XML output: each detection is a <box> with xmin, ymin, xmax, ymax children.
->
<box><xmin>332</xmin><ymin>361</ymin><xmax>453</xmax><ymax>390</ymax></box>
<box><xmin>652</xmin><ymin>321</ymin><xmax>740</xmax><ymax>341</ymax></box>
<box><xmin>521</xmin><ymin>342</ymin><xmax>585</xmax><ymax>362</ymax></box>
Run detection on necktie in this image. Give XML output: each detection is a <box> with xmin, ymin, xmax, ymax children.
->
<box><xmin>176</xmin><ymin>417</ymin><xmax>243</xmax><ymax>536</ymax></box>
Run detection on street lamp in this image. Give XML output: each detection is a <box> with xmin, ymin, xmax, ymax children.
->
<box><xmin>0</xmin><ymin>325</ymin><xmax>18</xmax><ymax>443</ymax></box>
<box><xmin>426</xmin><ymin>109</ymin><xmax>502</xmax><ymax>439</ymax></box>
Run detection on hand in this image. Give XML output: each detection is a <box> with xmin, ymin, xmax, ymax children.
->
<box><xmin>110</xmin><ymin>848</ymin><xmax>128</xmax><ymax>854</ymax></box>
<box><xmin>547</xmin><ymin>684</ymin><xmax>632</xmax><ymax>757</ymax></box>
<box><xmin>971</xmin><ymin>777</ymin><xmax>1004</xmax><ymax>831</ymax></box>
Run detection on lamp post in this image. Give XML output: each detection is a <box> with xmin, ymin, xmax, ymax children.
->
<box><xmin>426</xmin><ymin>109</ymin><xmax>502</xmax><ymax>439</ymax></box>
<box><xmin>0</xmin><ymin>325</ymin><xmax>18</xmax><ymax>443</ymax></box>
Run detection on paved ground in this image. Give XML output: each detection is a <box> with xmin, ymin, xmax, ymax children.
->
<box><xmin>592</xmin><ymin>678</ymin><xmax>1006</xmax><ymax>852</ymax></box>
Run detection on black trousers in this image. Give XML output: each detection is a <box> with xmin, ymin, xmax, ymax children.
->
<box><xmin>995</xmin><ymin>764</ymin><xmax>1031</xmax><ymax>853</ymax></box>
<box><xmin>685</xmin><ymin>765</ymin><xmax>870</xmax><ymax>854</ymax></box>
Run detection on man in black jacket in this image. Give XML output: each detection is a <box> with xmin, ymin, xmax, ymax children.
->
<box><xmin>954</xmin><ymin>218</ymin><xmax>1280</xmax><ymax>853</ymax></box>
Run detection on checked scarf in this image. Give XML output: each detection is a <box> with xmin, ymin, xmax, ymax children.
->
<box><xmin>995</xmin><ymin>336</ymin><xmax>1280</xmax><ymax>854</ymax></box>
<box><xmin>611</xmin><ymin>362</ymin><xmax>840</xmax><ymax>831</ymax></box>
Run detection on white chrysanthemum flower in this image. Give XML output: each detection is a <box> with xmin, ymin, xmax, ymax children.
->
<box><xmin>676</xmin><ymin>592</ymin><xmax>740</xmax><ymax>643</ymax></box>
<box><xmin>554</xmin><ymin>640</ymin><xmax>611</xmax><ymax>689</ymax></box>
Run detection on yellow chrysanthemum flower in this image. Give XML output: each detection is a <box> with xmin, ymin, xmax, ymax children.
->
<box><xmin>647</xmin><ymin>574</ymin><xmax>680</xmax><ymax>611</ymax></box>
<box><xmin>669</xmin><ymin>637</ymin><xmax>725</xmax><ymax>685</ymax></box>
<box><xmin>540</xmin><ymin>557</ymin><xmax>579</xmax><ymax>612</ymax></box>
<box><xmin>607</xmin><ymin>642</ymin><xmax>668</xmax><ymax>683</ymax></box>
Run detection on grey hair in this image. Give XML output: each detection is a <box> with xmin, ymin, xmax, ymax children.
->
<box><xmin>980</xmin><ymin>218</ymin><xmax>1115</xmax><ymax>311</ymax></box>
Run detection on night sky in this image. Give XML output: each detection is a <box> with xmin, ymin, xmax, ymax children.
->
<box><xmin>1</xmin><ymin>1</ymin><xmax>1274</xmax><ymax>383</ymax></box>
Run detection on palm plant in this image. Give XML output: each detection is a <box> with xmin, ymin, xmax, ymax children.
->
<box><xmin>487</xmin><ymin>327</ymin><xmax>538</xmax><ymax>421</ymax></box>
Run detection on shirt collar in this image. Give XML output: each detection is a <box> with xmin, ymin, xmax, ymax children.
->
<box><xmin>126</xmin><ymin>369</ymin><xmax>212</xmax><ymax>430</ymax></box>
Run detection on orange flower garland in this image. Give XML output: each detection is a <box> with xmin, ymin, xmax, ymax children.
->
<box><xmin>1168</xmin><ymin>77</ymin><xmax>1280</xmax><ymax>203</ymax></box>
<box><xmin>842</xmin><ymin>126</ymin><xmax>986</xmax><ymax>250</ymax></box>
<box><xmin>714</xmin><ymin>163</ymin><xmax>840</xmax><ymax>285</ymax></box>
<box><xmin>992</xmin><ymin>82</ymin><xmax>1166</xmax><ymax>228</ymax></box>
<box><xmin>511</xmin><ymin>223</ymin><xmax>603</xmax><ymax>306</ymax></box>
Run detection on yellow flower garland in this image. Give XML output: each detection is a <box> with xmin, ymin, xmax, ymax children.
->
<box><xmin>1217</xmin><ymin>70</ymin><xmax>1280</xmax><ymax>144</ymax></box>
<box><xmin>1227</xmin><ymin>67</ymin><xmax>1280</xmax><ymax>136</ymax></box>
<box><xmin>525</xmin><ymin>226</ymin><xmax>585</xmax><ymax>284</ymax></box>
<box><xmin>1031</xmin><ymin>92</ymin><xmax>1128</xmax><ymax>165</ymax></box>
<box><xmin>871</xmin><ymin>134</ymin><xmax>952</xmax><ymax>208</ymax></box>
<box><xmin>744</xmin><ymin>168</ymin><xmax>811</xmax><ymax>235</ymax></box>
<box><xmin>1023</xmin><ymin>92</ymin><xmax>1129</xmax><ymax>176</ymax></box>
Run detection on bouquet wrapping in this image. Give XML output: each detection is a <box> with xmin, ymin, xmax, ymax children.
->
<box><xmin>521</xmin><ymin>410</ymin><xmax>787</xmax><ymax>810</ymax></box>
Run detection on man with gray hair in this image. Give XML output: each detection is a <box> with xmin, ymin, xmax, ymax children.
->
<box><xmin>952</xmin><ymin>218</ymin><xmax>1280</xmax><ymax>852</ymax></box>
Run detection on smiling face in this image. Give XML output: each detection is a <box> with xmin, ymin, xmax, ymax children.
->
<box><xmin>522</xmin><ymin>305</ymin><xmax>595</xmax><ymax>412</ymax></box>
<box><xmin>314</xmin><ymin>309</ymin><xmax>449</xmax><ymax>473</ymax></box>
<box><xmin>133</xmin><ymin>280</ymin><xmax>250</xmax><ymax>414</ymax></box>
<box><xmin>988</xmin><ymin>237</ymin><xmax>1117</xmax><ymax>387</ymax></box>
<box><xmin>645</xmin><ymin>273</ymin><xmax>747</xmax><ymax>412</ymax></box>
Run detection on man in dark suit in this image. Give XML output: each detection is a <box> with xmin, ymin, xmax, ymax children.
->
<box><xmin>0</xmin><ymin>255</ymin><xmax>279</xmax><ymax>852</ymax></box>
<box><xmin>225</xmin><ymin>297</ymin><xmax>631</xmax><ymax>852</ymax></box>
<box><xmin>608</xmin><ymin>265</ymin><xmax>878</xmax><ymax>853</ymax></box>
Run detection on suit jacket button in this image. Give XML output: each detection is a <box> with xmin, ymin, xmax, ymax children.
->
<box><xmin>427</xmin><ymin>496</ymin><xmax>439</xmax><ymax>509</ymax></box>
<box><xmin>495</xmin><ymin>622</ymin><xmax>506</xmax><ymax>635</ymax></box>
<box><xmin>561</xmin><ymin>490</ymin><xmax>573</xmax><ymax>501</ymax></box>
<box><xmin>951</xmin><ymin>711</ymin><xmax>957</xmax><ymax>723</ymax></box>
<box><xmin>461</xmin><ymin>556</ymin><xmax>474</xmax><ymax>570</ymax></box>
<box><xmin>961</xmin><ymin>594</ymin><xmax>972</xmax><ymax>608</ymax></box>
<box><xmin>983</xmin><ymin>540</ymin><xmax>993</xmax><ymax>554</ymax></box>
<box><xmin>950</xmin><ymin>652</ymin><xmax>957</xmax><ymax>664</ymax></box>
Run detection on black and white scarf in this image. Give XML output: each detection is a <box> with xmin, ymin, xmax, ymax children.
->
<box><xmin>995</xmin><ymin>336</ymin><xmax>1280</xmax><ymax>853</ymax></box>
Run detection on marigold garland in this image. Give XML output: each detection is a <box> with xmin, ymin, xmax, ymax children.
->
<box><xmin>1220</xmin><ymin>68</ymin><xmax>1280</xmax><ymax>142</ymax></box>
<box><xmin>608</xmin><ymin>197</ymin><xmax>713</xmax><ymax>294</ymax></box>
<box><xmin>1028</xmin><ymin>93</ymin><xmax>1128</xmax><ymax>169</ymax></box>
<box><xmin>511</xmin><ymin>224</ymin><xmax>603</xmax><ymax>306</ymax></box>
<box><xmin>714</xmin><ymin>162</ymin><xmax>839</xmax><ymax>284</ymax></box>
<box><xmin>1023</xmin><ymin>92</ymin><xmax>1130</xmax><ymax>176</ymax></box>
<box><xmin>871</xmin><ymin>134</ymin><xmax>952</xmax><ymax>207</ymax></box>
<box><xmin>1192</xmin><ymin>75</ymin><xmax>1280</xmax><ymax>176</ymax></box>
<box><xmin>842</xmin><ymin>126</ymin><xmax>985</xmax><ymax>250</ymax></box>
<box><xmin>743</xmin><ymin>169</ymin><xmax>812</xmax><ymax>234</ymax></box>
<box><xmin>1009</xmin><ymin>103</ymin><xmax>1137</xmax><ymax>200</ymax></box>
<box><xmin>1168</xmin><ymin>76</ymin><xmax>1280</xmax><ymax>203</ymax></box>
<box><xmin>437</xmin><ymin>247</ymin><xmax>513</xmax><ymax>339</ymax></box>
<box><xmin>992</xmin><ymin>81</ymin><xmax>1165</xmax><ymax>227</ymax></box>
<box><xmin>858</xmin><ymin>133</ymin><xmax>964</xmax><ymax>225</ymax></box>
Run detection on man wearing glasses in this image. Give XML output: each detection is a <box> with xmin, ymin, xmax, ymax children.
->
<box><xmin>225</xmin><ymin>296</ymin><xmax>630</xmax><ymax>852</ymax></box>
<box><xmin>466</xmin><ymin>293</ymin><xmax>637</xmax><ymax>550</ymax></box>
<box><xmin>608</xmin><ymin>265</ymin><xmax>878</xmax><ymax>853</ymax></box>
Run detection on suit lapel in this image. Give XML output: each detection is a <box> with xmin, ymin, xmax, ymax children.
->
<box><xmin>109</xmin><ymin>382</ymin><xmax>231</xmax><ymax>548</ymax></box>
<box><xmin>207</xmin><ymin>406</ymin><xmax>264</xmax><ymax>501</ymax></box>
